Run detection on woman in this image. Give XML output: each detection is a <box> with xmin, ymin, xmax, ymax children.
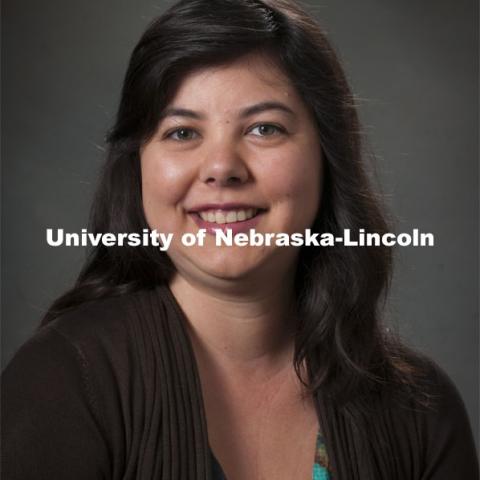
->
<box><xmin>2</xmin><ymin>0</ymin><xmax>478</xmax><ymax>479</ymax></box>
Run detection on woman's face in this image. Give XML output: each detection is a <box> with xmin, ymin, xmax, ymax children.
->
<box><xmin>140</xmin><ymin>52</ymin><xmax>322</xmax><ymax>287</ymax></box>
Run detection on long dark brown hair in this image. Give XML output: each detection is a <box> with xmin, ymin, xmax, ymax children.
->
<box><xmin>41</xmin><ymin>0</ymin><xmax>428</xmax><ymax>410</ymax></box>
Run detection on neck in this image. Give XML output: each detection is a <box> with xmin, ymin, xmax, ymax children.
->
<box><xmin>169</xmin><ymin>272</ymin><xmax>297</xmax><ymax>381</ymax></box>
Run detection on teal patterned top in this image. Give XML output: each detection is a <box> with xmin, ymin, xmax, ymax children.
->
<box><xmin>210</xmin><ymin>431</ymin><xmax>332</xmax><ymax>479</ymax></box>
<box><xmin>313</xmin><ymin>432</ymin><xmax>331</xmax><ymax>479</ymax></box>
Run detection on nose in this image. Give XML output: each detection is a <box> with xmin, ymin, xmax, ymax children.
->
<box><xmin>198</xmin><ymin>138</ymin><xmax>249</xmax><ymax>187</ymax></box>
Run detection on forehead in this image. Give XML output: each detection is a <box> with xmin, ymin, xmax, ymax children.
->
<box><xmin>166</xmin><ymin>52</ymin><xmax>304</xmax><ymax>113</ymax></box>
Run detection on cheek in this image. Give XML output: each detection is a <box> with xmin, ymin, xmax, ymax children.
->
<box><xmin>263</xmin><ymin>144</ymin><xmax>322</xmax><ymax>219</ymax></box>
<box><xmin>140</xmin><ymin>150</ymin><xmax>193</xmax><ymax>228</ymax></box>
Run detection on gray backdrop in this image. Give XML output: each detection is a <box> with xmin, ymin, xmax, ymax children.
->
<box><xmin>2</xmin><ymin>0</ymin><xmax>478</xmax><ymax>447</ymax></box>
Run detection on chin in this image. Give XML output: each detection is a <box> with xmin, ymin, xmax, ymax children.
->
<box><xmin>199</xmin><ymin>251</ymin><xmax>265</xmax><ymax>280</ymax></box>
<box><xmin>172</xmin><ymin>245</ymin><xmax>275</xmax><ymax>283</ymax></box>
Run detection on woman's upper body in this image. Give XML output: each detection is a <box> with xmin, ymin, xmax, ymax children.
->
<box><xmin>2</xmin><ymin>284</ymin><xmax>478</xmax><ymax>480</ymax></box>
<box><xmin>4</xmin><ymin>1</ymin><xmax>478</xmax><ymax>479</ymax></box>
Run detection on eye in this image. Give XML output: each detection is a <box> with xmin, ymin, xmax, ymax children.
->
<box><xmin>165</xmin><ymin>127</ymin><xmax>199</xmax><ymax>141</ymax></box>
<box><xmin>248</xmin><ymin>123</ymin><xmax>286</xmax><ymax>137</ymax></box>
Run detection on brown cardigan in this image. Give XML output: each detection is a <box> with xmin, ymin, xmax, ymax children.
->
<box><xmin>2</xmin><ymin>285</ymin><xmax>479</xmax><ymax>479</ymax></box>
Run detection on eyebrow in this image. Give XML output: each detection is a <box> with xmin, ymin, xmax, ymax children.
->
<box><xmin>159</xmin><ymin>101</ymin><xmax>296</xmax><ymax>120</ymax></box>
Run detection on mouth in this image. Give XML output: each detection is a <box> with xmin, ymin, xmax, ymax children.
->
<box><xmin>195</xmin><ymin>207</ymin><xmax>263</xmax><ymax>224</ymax></box>
<box><xmin>187</xmin><ymin>204</ymin><xmax>267</xmax><ymax>234</ymax></box>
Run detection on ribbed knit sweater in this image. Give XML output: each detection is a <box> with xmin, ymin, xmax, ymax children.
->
<box><xmin>2</xmin><ymin>285</ymin><xmax>478</xmax><ymax>479</ymax></box>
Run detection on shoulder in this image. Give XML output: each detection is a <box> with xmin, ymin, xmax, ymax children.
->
<box><xmin>3</xmin><ymin>286</ymin><xmax>169</xmax><ymax>394</ymax></box>
<box><xmin>1</xmin><ymin>302</ymin><xmax>128</xmax><ymax>478</ymax></box>
<box><xmin>392</xmin><ymin>348</ymin><xmax>471</xmax><ymax>416</ymax></box>
<box><xmin>48</xmin><ymin>290</ymin><xmax>143</xmax><ymax>341</ymax></box>
<box><xmin>2</xmin><ymin>292</ymin><xmax>140</xmax><ymax>395</ymax></box>
<box><xmin>43</xmin><ymin>285</ymin><xmax>171</xmax><ymax>357</ymax></box>
<box><xmin>384</xmin><ymin>349</ymin><xmax>479</xmax><ymax>477</ymax></box>
<box><xmin>2</xmin><ymin>286</ymin><xmax>171</xmax><ymax>451</ymax></box>
<box><xmin>408</xmin><ymin>353</ymin><xmax>475</xmax><ymax>440</ymax></box>
<box><xmin>383</xmin><ymin>347</ymin><xmax>472</xmax><ymax>424</ymax></box>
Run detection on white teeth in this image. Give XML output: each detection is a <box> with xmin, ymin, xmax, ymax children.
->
<box><xmin>215</xmin><ymin>212</ymin><xmax>226</xmax><ymax>224</ymax></box>
<box><xmin>198</xmin><ymin>208</ymin><xmax>259</xmax><ymax>224</ymax></box>
<box><xmin>225</xmin><ymin>211</ymin><xmax>237</xmax><ymax>223</ymax></box>
<box><xmin>237</xmin><ymin>210</ymin><xmax>246</xmax><ymax>221</ymax></box>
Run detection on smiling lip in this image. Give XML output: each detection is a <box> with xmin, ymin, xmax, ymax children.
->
<box><xmin>188</xmin><ymin>202</ymin><xmax>265</xmax><ymax>212</ymax></box>
<box><xmin>187</xmin><ymin>203</ymin><xmax>267</xmax><ymax>236</ymax></box>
